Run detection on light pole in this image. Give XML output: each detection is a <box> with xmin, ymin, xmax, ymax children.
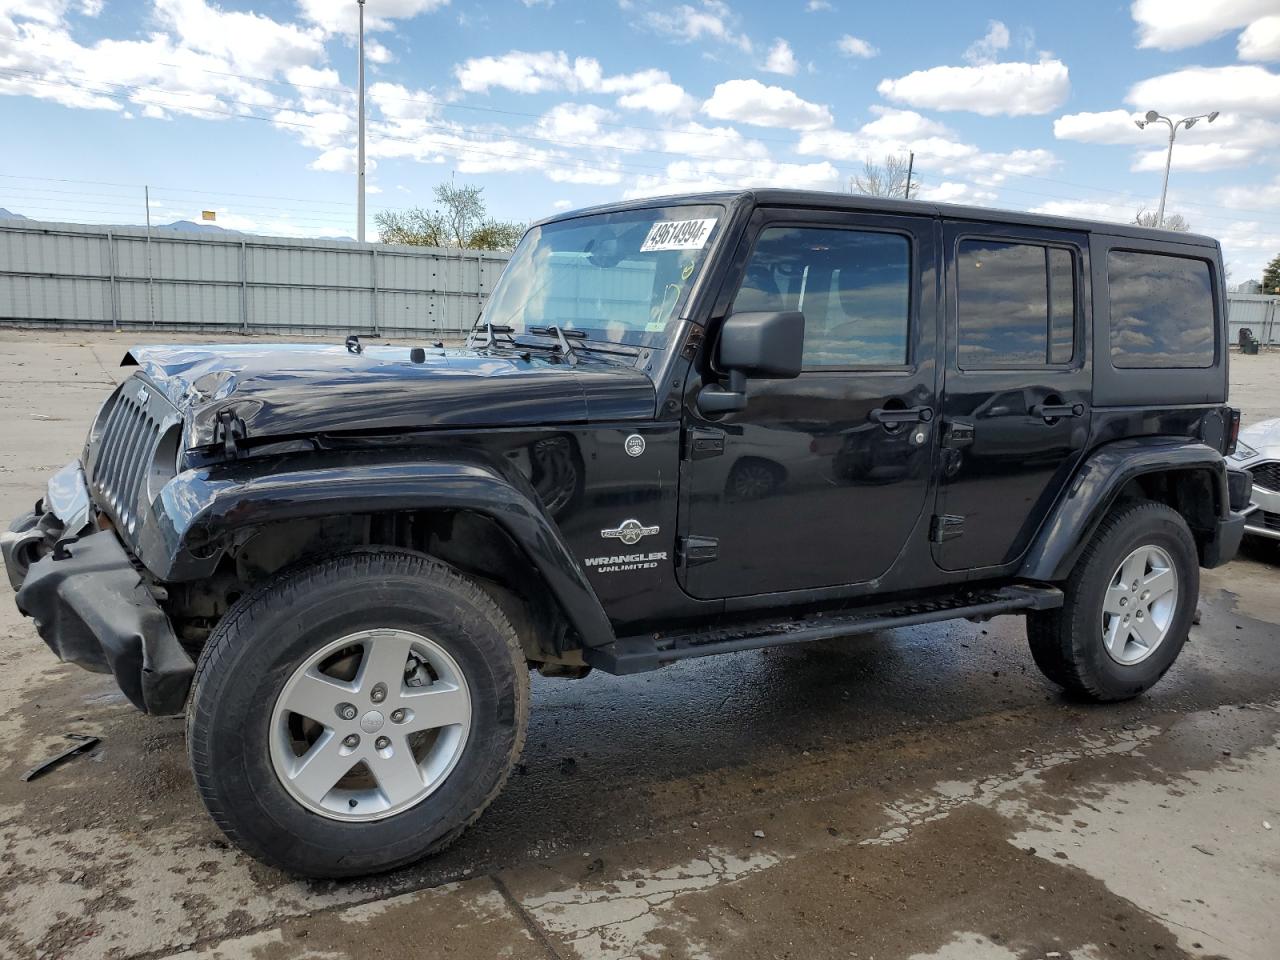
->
<box><xmin>1135</xmin><ymin>109</ymin><xmax>1219</xmax><ymax>227</ymax></box>
<box><xmin>356</xmin><ymin>0</ymin><xmax>366</xmax><ymax>242</ymax></box>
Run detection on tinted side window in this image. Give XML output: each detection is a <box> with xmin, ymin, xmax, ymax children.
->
<box><xmin>733</xmin><ymin>227</ymin><xmax>910</xmax><ymax>368</ymax></box>
<box><xmin>1108</xmin><ymin>251</ymin><xmax>1215</xmax><ymax>369</ymax></box>
<box><xmin>957</xmin><ymin>240</ymin><xmax>1077</xmax><ymax>368</ymax></box>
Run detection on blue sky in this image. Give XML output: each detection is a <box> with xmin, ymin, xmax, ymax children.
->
<box><xmin>2</xmin><ymin>0</ymin><xmax>1279</xmax><ymax>279</ymax></box>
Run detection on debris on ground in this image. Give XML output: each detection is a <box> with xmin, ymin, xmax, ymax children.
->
<box><xmin>19</xmin><ymin>733</ymin><xmax>101</xmax><ymax>782</ymax></box>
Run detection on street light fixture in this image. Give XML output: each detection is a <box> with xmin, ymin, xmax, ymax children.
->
<box><xmin>1134</xmin><ymin>109</ymin><xmax>1220</xmax><ymax>227</ymax></box>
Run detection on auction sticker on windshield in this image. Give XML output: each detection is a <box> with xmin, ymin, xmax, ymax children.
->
<box><xmin>640</xmin><ymin>218</ymin><xmax>717</xmax><ymax>252</ymax></box>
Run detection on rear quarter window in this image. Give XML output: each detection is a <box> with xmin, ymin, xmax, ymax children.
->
<box><xmin>1108</xmin><ymin>250</ymin><xmax>1215</xmax><ymax>369</ymax></box>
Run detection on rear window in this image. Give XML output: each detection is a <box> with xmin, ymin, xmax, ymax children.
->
<box><xmin>956</xmin><ymin>240</ymin><xmax>1076</xmax><ymax>368</ymax></box>
<box><xmin>1108</xmin><ymin>251</ymin><xmax>1215</xmax><ymax>369</ymax></box>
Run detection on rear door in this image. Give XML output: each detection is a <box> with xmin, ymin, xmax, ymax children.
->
<box><xmin>932</xmin><ymin>221</ymin><xmax>1092</xmax><ymax>571</ymax></box>
<box><xmin>679</xmin><ymin>208</ymin><xmax>940</xmax><ymax>598</ymax></box>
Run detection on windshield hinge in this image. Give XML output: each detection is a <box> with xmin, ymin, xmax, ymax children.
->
<box><xmin>930</xmin><ymin>515</ymin><xmax>965</xmax><ymax>543</ymax></box>
<box><xmin>678</xmin><ymin>535</ymin><xmax>719</xmax><ymax>568</ymax></box>
<box><xmin>214</xmin><ymin>409</ymin><xmax>247</xmax><ymax>459</ymax></box>
<box><xmin>681</xmin><ymin>426</ymin><xmax>725</xmax><ymax>461</ymax></box>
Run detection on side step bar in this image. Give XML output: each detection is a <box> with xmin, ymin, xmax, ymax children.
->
<box><xmin>585</xmin><ymin>584</ymin><xmax>1063</xmax><ymax>675</ymax></box>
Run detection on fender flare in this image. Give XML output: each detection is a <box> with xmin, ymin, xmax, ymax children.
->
<box><xmin>1019</xmin><ymin>437</ymin><xmax>1229</xmax><ymax>582</ymax></box>
<box><xmin>137</xmin><ymin>451</ymin><xmax>616</xmax><ymax>649</ymax></box>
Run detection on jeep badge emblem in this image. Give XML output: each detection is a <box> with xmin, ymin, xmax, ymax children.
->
<box><xmin>137</xmin><ymin>386</ymin><xmax>150</xmax><ymax>405</ymax></box>
<box><xmin>624</xmin><ymin>434</ymin><xmax>646</xmax><ymax>458</ymax></box>
<box><xmin>602</xmin><ymin>519</ymin><xmax>659</xmax><ymax>546</ymax></box>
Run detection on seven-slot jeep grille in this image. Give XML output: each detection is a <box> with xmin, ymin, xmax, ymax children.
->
<box><xmin>1248</xmin><ymin>460</ymin><xmax>1280</xmax><ymax>493</ymax></box>
<box><xmin>85</xmin><ymin>376</ymin><xmax>179</xmax><ymax>536</ymax></box>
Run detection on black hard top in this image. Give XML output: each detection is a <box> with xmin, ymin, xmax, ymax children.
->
<box><xmin>538</xmin><ymin>188</ymin><xmax>1219</xmax><ymax>249</ymax></box>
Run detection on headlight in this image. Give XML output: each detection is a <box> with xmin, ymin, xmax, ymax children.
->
<box><xmin>1230</xmin><ymin>441</ymin><xmax>1258</xmax><ymax>462</ymax></box>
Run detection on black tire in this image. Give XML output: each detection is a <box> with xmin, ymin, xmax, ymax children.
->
<box><xmin>186</xmin><ymin>548</ymin><xmax>529</xmax><ymax>878</ymax></box>
<box><xmin>1027</xmin><ymin>500</ymin><xmax>1199</xmax><ymax>702</ymax></box>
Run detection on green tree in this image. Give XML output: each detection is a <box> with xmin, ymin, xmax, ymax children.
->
<box><xmin>375</xmin><ymin>182</ymin><xmax>524</xmax><ymax>251</ymax></box>
<box><xmin>1263</xmin><ymin>252</ymin><xmax>1280</xmax><ymax>295</ymax></box>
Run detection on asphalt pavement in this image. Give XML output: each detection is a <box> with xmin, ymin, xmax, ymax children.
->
<box><xmin>0</xmin><ymin>331</ymin><xmax>1277</xmax><ymax>960</ymax></box>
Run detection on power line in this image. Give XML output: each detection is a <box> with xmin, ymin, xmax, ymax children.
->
<box><xmin>4</xmin><ymin>69</ymin><xmax>1278</xmax><ymax>234</ymax></box>
<box><xmin>141</xmin><ymin>62</ymin><xmax>1280</xmax><ymax>221</ymax></box>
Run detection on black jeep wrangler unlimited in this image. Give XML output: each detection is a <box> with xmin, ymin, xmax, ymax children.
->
<box><xmin>3</xmin><ymin>190</ymin><xmax>1250</xmax><ymax>877</ymax></box>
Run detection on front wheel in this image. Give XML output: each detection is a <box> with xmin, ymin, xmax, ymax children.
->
<box><xmin>186</xmin><ymin>549</ymin><xmax>529</xmax><ymax>877</ymax></box>
<box><xmin>1027</xmin><ymin>500</ymin><xmax>1199</xmax><ymax>702</ymax></box>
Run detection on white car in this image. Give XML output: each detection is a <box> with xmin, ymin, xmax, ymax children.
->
<box><xmin>1232</xmin><ymin>418</ymin><xmax>1280</xmax><ymax>543</ymax></box>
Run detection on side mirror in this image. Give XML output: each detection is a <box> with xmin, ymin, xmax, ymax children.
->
<box><xmin>698</xmin><ymin>311</ymin><xmax>805</xmax><ymax>415</ymax></box>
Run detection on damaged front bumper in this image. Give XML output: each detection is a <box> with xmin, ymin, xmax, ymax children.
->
<box><xmin>2</xmin><ymin>462</ymin><xmax>194</xmax><ymax>716</ymax></box>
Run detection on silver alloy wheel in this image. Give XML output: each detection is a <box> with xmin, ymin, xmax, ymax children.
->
<box><xmin>1101</xmin><ymin>544</ymin><xmax>1179</xmax><ymax>666</ymax></box>
<box><xmin>269</xmin><ymin>629</ymin><xmax>471</xmax><ymax>822</ymax></box>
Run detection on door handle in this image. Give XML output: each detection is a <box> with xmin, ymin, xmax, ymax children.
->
<box><xmin>869</xmin><ymin>406</ymin><xmax>934</xmax><ymax>426</ymax></box>
<box><xmin>1030</xmin><ymin>402</ymin><xmax>1086</xmax><ymax>422</ymax></box>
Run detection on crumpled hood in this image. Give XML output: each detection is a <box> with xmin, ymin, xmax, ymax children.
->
<box><xmin>1240</xmin><ymin>417</ymin><xmax>1280</xmax><ymax>451</ymax></box>
<box><xmin>123</xmin><ymin>343</ymin><xmax>656</xmax><ymax>448</ymax></box>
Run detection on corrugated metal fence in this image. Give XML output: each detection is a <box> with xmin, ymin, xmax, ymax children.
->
<box><xmin>2</xmin><ymin>218</ymin><xmax>1276</xmax><ymax>347</ymax></box>
<box><xmin>1228</xmin><ymin>294</ymin><xmax>1280</xmax><ymax>347</ymax></box>
<box><xmin>0</xmin><ymin>219</ymin><xmax>510</xmax><ymax>337</ymax></box>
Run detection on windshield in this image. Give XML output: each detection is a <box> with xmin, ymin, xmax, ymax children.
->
<box><xmin>479</xmin><ymin>204</ymin><xmax>724</xmax><ymax>349</ymax></box>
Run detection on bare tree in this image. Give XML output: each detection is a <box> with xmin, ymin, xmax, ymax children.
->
<box><xmin>1134</xmin><ymin>208</ymin><xmax>1191</xmax><ymax>232</ymax></box>
<box><xmin>375</xmin><ymin>182</ymin><xmax>524</xmax><ymax>251</ymax></box>
<box><xmin>852</xmin><ymin>154</ymin><xmax>912</xmax><ymax>198</ymax></box>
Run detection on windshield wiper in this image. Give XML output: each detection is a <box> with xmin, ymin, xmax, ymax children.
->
<box><xmin>467</xmin><ymin>322</ymin><xmax>516</xmax><ymax>349</ymax></box>
<box><xmin>528</xmin><ymin>325</ymin><xmax>586</xmax><ymax>365</ymax></box>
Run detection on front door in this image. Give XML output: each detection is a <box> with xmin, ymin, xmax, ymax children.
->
<box><xmin>679</xmin><ymin>210</ymin><xmax>939</xmax><ymax>600</ymax></box>
<box><xmin>932</xmin><ymin>221</ymin><xmax>1092</xmax><ymax>571</ymax></box>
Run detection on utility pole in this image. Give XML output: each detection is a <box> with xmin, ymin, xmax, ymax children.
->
<box><xmin>1135</xmin><ymin>109</ymin><xmax>1219</xmax><ymax>226</ymax></box>
<box><xmin>904</xmin><ymin>151</ymin><xmax>914</xmax><ymax>200</ymax></box>
<box><xmin>356</xmin><ymin>0</ymin><xmax>367</xmax><ymax>242</ymax></box>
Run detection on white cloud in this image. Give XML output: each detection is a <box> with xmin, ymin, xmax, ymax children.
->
<box><xmin>1127</xmin><ymin>65</ymin><xmax>1280</xmax><ymax>117</ymax></box>
<box><xmin>156</xmin><ymin>0</ymin><xmax>326</xmax><ymax>74</ymax></box>
<box><xmin>617</xmin><ymin>82</ymin><xmax>696</xmax><ymax>115</ymax></box>
<box><xmin>762</xmin><ymin>38</ymin><xmax>798</xmax><ymax>75</ymax></box>
<box><xmin>1219</xmin><ymin>174</ymin><xmax>1280</xmax><ymax>211</ymax></box>
<box><xmin>1057</xmin><ymin>105</ymin><xmax>1280</xmax><ymax>172</ymax></box>
<box><xmin>1054</xmin><ymin>109</ymin><xmax>1146</xmax><ymax>144</ymax></box>
<box><xmin>1240</xmin><ymin>15</ymin><xmax>1280</xmax><ymax>60</ymax></box>
<box><xmin>1130</xmin><ymin>0</ymin><xmax>1275</xmax><ymax>50</ymax></box>
<box><xmin>963</xmin><ymin>20</ymin><xmax>1009</xmax><ymax>64</ymax></box>
<box><xmin>455</xmin><ymin>50</ymin><xmax>599</xmax><ymax>94</ymax></box>
<box><xmin>297</xmin><ymin>0</ymin><xmax>451</xmax><ymax>34</ymax></box>
<box><xmin>0</xmin><ymin>0</ymin><xmax>329</xmax><ymax>119</ymax></box>
<box><xmin>552</xmin><ymin>199</ymin><xmax>573</xmax><ymax>210</ymax></box>
<box><xmin>860</xmin><ymin>105</ymin><xmax>950</xmax><ymax>140</ymax></box>
<box><xmin>643</xmin><ymin>0</ymin><xmax>752</xmax><ymax>53</ymax></box>
<box><xmin>625</xmin><ymin>157</ymin><xmax>839</xmax><ymax>199</ymax></box>
<box><xmin>1132</xmin><ymin>143</ymin><xmax>1255</xmax><ymax>173</ymax></box>
<box><xmin>836</xmin><ymin>34</ymin><xmax>878</xmax><ymax>58</ymax></box>
<box><xmin>805</xmin><ymin>0</ymin><xmax>832</xmax><ymax>9</ymax></box>
<box><xmin>535</xmin><ymin>102</ymin><xmax>616</xmax><ymax>139</ymax></box>
<box><xmin>1029</xmin><ymin>198</ymin><xmax>1147</xmax><ymax>224</ymax></box>
<box><xmin>796</xmin><ymin>107</ymin><xmax>1057</xmax><ymax>191</ymax></box>
<box><xmin>877</xmin><ymin>57</ymin><xmax>1069</xmax><ymax>116</ymax></box>
<box><xmin>701</xmin><ymin>78</ymin><xmax>833</xmax><ymax>130</ymax></box>
<box><xmin>453</xmin><ymin>50</ymin><xmax>680</xmax><ymax>110</ymax></box>
<box><xmin>914</xmin><ymin>181</ymin><xmax>997</xmax><ymax>205</ymax></box>
<box><xmin>660</xmin><ymin>121</ymin><xmax>770</xmax><ymax>161</ymax></box>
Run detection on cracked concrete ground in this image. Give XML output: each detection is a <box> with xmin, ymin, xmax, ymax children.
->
<box><xmin>1</xmin><ymin>331</ymin><xmax>1278</xmax><ymax>960</ymax></box>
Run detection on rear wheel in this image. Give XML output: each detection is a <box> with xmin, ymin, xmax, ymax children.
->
<box><xmin>1027</xmin><ymin>500</ymin><xmax>1198</xmax><ymax>701</ymax></box>
<box><xmin>186</xmin><ymin>549</ymin><xmax>529</xmax><ymax>877</ymax></box>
